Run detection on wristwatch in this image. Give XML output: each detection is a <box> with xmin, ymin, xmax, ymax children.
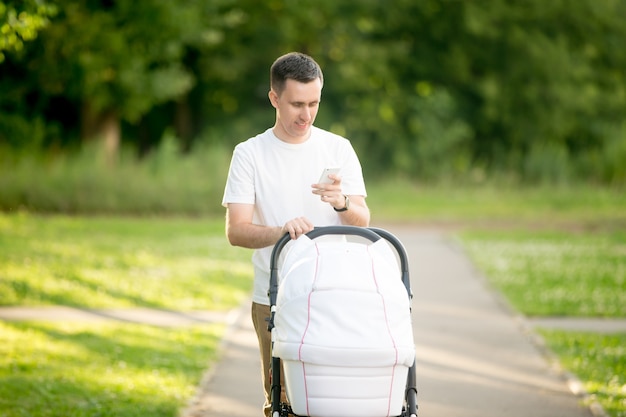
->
<box><xmin>333</xmin><ymin>195</ymin><xmax>350</xmax><ymax>212</ymax></box>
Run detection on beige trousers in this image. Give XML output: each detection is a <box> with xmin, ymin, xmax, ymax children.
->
<box><xmin>251</xmin><ymin>302</ymin><xmax>287</xmax><ymax>417</ymax></box>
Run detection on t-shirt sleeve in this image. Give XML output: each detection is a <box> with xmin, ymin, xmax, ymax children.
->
<box><xmin>341</xmin><ymin>141</ymin><xmax>367</xmax><ymax>197</ymax></box>
<box><xmin>222</xmin><ymin>144</ymin><xmax>256</xmax><ymax>207</ymax></box>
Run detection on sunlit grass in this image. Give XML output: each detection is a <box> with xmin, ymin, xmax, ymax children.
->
<box><xmin>538</xmin><ymin>330</ymin><xmax>626</xmax><ymax>417</ymax></box>
<box><xmin>459</xmin><ymin>230</ymin><xmax>626</xmax><ymax>317</ymax></box>
<box><xmin>460</xmin><ymin>229</ymin><xmax>625</xmax><ymax>416</ymax></box>
<box><xmin>0</xmin><ymin>213</ymin><xmax>253</xmax><ymax>309</ymax></box>
<box><xmin>367</xmin><ymin>179</ymin><xmax>626</xmax><ymax>229</ymax></box>
<box><xmin>0</xmin><ymin>320</ymin><xmax>223</xmax><ymax>417</ymax></box>
<box><xmin>0</xmin><ymin>213</ymin><xmax>250</xmax><ymax>416</ymax></box>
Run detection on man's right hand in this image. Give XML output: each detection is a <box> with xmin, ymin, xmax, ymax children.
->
<box><xmin>281</xmin><ymin>217</ymin><xmax>314</xmax><ymax>240</ymax></box>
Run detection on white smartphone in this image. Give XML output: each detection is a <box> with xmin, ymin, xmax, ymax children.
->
<box><xmin>318</xmin><ymin>167</ymin><xmax>340</xmax><ymax>184</ymax></box>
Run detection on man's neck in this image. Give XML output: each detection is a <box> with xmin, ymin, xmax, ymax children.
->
<box><xmin>272</xmin><ymin>125</ymin><xmax>311</xmax><ymax>144</ymax></box>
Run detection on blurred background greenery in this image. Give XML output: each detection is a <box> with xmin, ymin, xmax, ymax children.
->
<box><xmin>1</xmin><ymin>0</ymin><xmax>625</xmax><ymax>214</ymax></box>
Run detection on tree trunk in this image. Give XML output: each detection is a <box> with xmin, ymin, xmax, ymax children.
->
<box><xmin>81</xmin><ymin>101</ymin><xmax>120</xmax><ymax>166</ymax></box>
<box><xmin>174</xmin><ymin>97</ymin><xmax>193</xmax><ymax>153</ymax></box>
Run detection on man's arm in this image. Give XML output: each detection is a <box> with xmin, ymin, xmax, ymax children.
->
<box><xmin>312</xmin><ymin>173</ymin><xmax>370</xmax><ymax>227</ymax></box>
<box><xmin>336</xmin><ymin>194</ymin><xmax>370</xmax><ymax>227</ymax></box>
<box><xmin>225</xmin><ymin>203</ymin><xmax>314</xmax><ymax>249</ymax></box>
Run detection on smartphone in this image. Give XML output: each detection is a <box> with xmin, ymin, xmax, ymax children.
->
<box><xmin>318</xmin><ymin>168</ymin><xmax>340</xmax><ymax>184</ymax></box>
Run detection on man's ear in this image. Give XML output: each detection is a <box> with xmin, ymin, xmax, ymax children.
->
<box><xmin>268</xmin><ymin>89</ymin><xmax>279</xmax><ymax>108</ymax></box>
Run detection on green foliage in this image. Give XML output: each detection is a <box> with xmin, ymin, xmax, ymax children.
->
<box><xmin>577</xmin><ymin>124</ymin><xmax>626</xmax><ymax>185</ymax></box>
<box><xmin>1</xmin><ymin>0</ymin><xmax>626</xmax><ymax>184</ymax></box>
<box><xmin>0</xmin><ymin>321</ymin><xmax>222</xmax><ymax>416</ymax></box>
<box><xmin>0</xmin><ymin>139</ymin><xmax>232</xmax><ymax>215</ymax></box>
<box><xmin>25</xmin><ymin>0</ymin><xmax>205</xmax><ymax>121</ymax></box>
<box><xmin>0</xmin><ymin>0</ymin><xmax>57</xmax><ymax>62</ymax></box>
<box><xmin>403</xmin><ymin>88</ymin><xmax>473</xmax><ymax>180</ymax></box>
<box><xmin>0</xmin><ymin>113</ymin><xmax>48</xmax><ymax>149</ymax></box>
<box><xmin>523</xmin><ymin>142</ymin><xmax>571</xmax><ymax>185</ymax></box>
<box><xmin>539</xmin><ymin>331</ymin><xmax>626</xmax><ymax>417</ymax></box>
<box><xmin>2</xmin><ymin>142</ymin><xmax>626</xmax><ymax>219</ymax></box>
<box><xmin>1</xmin><ymin>0</ymin><xmax>243</xmax><ymax>148</ymax></box>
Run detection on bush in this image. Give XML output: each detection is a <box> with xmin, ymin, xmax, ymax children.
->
<box><xmin>523</xmin><ymin>142</ymin><xmax>571</xmax><ymax>185</ymax></box>
<box><xmin>0</xmin><ymin>138</ymin><xmax>232</xmax><ymax>215</ymax></box>
<box><xmin>0</xmin><ymin>113</ymin><xmax>48</xmax><ymax>149</ymax></box>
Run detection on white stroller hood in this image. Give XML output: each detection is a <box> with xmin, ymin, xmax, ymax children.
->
<box><xmin>273</xmin><ymin>234</ymin><xmax>415</xmax><ymax>417</ymax></box>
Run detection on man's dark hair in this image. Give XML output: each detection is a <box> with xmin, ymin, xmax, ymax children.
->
<box><xmin>270</xmin><ymin>52</ymin><xmax>324</xmax><ymax>94</ymax></box>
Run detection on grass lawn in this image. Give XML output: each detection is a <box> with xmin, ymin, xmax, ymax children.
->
<box><xmin>0</xmin><ymin>214</ymin><xmax>252</xmax><ymax>309</ymax></box>
<box><xmin>0</xmin><ymin>321</ymin><xmax>223</xmax><ymax>417</ymax></box>
<box><xmin>0</xmin><ymin>213</ymin><xmax>252</xmax><ymax>416</ymax></box>
<box><xmin>459</xmin><ymin>229</ymin><xmax>626</xmax><ymax>417</ymax></box>
<box><xmin>0</xmin><ymin>182</ymin><xmax>625</xmax><ymax>416</ymax></box>
<box><xmin>459</xmin><ymin>229</ymin><xmax>626</xmax><ymax>317</ymax></box>
<box><xmin>537</xmin><ymin>330</ymin><xmax>626</xmax><ymax>417</ymax></box>
<box><xmin>367</xmin><ymin>180</ymin><xmax>626</xmax><ymax>229</ymax></box>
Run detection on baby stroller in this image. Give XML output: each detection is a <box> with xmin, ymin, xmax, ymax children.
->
<box><xmin>268</xmin><ymin>226</ymin><xmax>418</xmax><ymax>417</ymax></box>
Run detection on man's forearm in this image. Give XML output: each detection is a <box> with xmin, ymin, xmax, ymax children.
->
<box><xmin>337</xmin><ymin>196</ymin><xmax>370</xmax><ymax>227</ymax></box>
<box><xmin>338</xmin><ymin>205</ymin><xmax>370</xmax><ymax>227</ymax></box>
<box><xmin>226</xmin><ymin>222</ymin><xmax>284</xmax><ymax>249</ymax></box>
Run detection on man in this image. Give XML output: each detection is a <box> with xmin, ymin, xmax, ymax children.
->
<box><xmin>222</xmin><ymin>51</ymin><xmax>370</xmax><ymax>417</ymax></box>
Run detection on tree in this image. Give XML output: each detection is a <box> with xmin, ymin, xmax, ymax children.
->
<box><xmin>330</xmin><ymin>0</ymin><xmax>626</xmax><ymax>182</ymax></box>
<box><xmin>1</xmin><ymin>0</ymin><xmax>241</xmax><ymax>161</ymax></box>
<box><xmin>2</xmin><ymin>0</ymin><xmax>624</xmax><ymax>183</ymax></box>
<box><xmin>0</xmin><ymin>0</ymin><xmax>56</xmax><ymax>62</ymax></box>
<box><xmin>35</xmin><ymin>1</ymin><xmax>200</xmax><ymax>161</ymax></box>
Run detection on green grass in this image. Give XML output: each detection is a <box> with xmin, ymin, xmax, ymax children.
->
<box><xmin>537</xmin><ymin>330</ymin><xmax>626</xmax><ymax>417</ymax></box>
<box><xmin>0</xmin><ymin>213</ymin><xmax>252</xmax><ymax>416</ymax></box>
<box><xmin>458</xmin><ymin>230</ymin><xmax>626</xmax><ymax>317</ymax></box>
<box><xmin>458</xmin><ymin>228</ymin><xmax>625</xmax><ymax>416</ymax></box>
<box><xmin>367</xmin><ymin>179</ymin><xmax>626</xmax><ymax>230</ymax></box>
<box><xmin>0</xmin><ymin>213</ymin><xmax>252</xmax><ymax>309</ymax></box>
<box><xmin>0</xmin><ymin>321</ymin><xmax>223</xmax><ymax>417</ymax></box>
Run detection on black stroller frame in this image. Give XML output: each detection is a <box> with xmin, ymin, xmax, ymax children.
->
<box><xmin>267</xmin><ymin>225</ymin><xmax>418</xmax><ymax>417</ymax></box>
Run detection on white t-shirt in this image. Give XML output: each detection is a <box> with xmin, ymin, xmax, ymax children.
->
<box><xmin>222</xmin><ymin>126</ymin><xmax>367</xmax><ymax>305</ymax></box>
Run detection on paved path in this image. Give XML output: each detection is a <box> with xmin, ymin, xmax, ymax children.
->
<box><xmin>2</xmin><ymin>306</ymin><xmax>624</xmax><ymax>333</ymax></box>
<box><xmin>180</xmin><ymin>302</ymin><xmax>264</xmax><ymax>417</ymax></box>
<box><xmin>2</xmin><ymin>227</ymin><xmax>622</xmax><ymax>417</ymax></box>
<box><xmin>397</xmin><ymin>229</ymin><xmax>597</xmax><ymax>417</ymax></box>
<box><xmin>179</xmin><ymin>227</ymin><xmax>605</xmax><ymax>417</ymax></box>
<box><xmin>0</xmin><ymin>306</ymin><xmax>235</xmax><ymax>327</ymax></box>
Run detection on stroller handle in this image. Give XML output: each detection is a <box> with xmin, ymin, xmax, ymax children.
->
<box><xmin>270</xmin><ymin>226</ymin><xmax>382</xmax><ymax>271</ymax></box>
<box><xmin>268</xmin><ymin>225</ymin><xmax>411</xmax><ymax>309</ymax></box>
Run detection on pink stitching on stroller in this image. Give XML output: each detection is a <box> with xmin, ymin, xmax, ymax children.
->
<box><xmin>273</xmin><ymin>236</ymin><xmax>415</xmax><ymax>417</ymax></box>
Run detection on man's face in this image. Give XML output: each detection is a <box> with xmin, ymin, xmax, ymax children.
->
<box><xmin>269</xmin><ymin>78</ymin><xmax>322</xmax><ymax>143</ymax></box>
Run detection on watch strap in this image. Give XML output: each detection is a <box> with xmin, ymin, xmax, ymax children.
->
<box><xmin>333</xmin><ymin>195</ymin><xmax>350</xmax><ymax>212</ymax></box>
